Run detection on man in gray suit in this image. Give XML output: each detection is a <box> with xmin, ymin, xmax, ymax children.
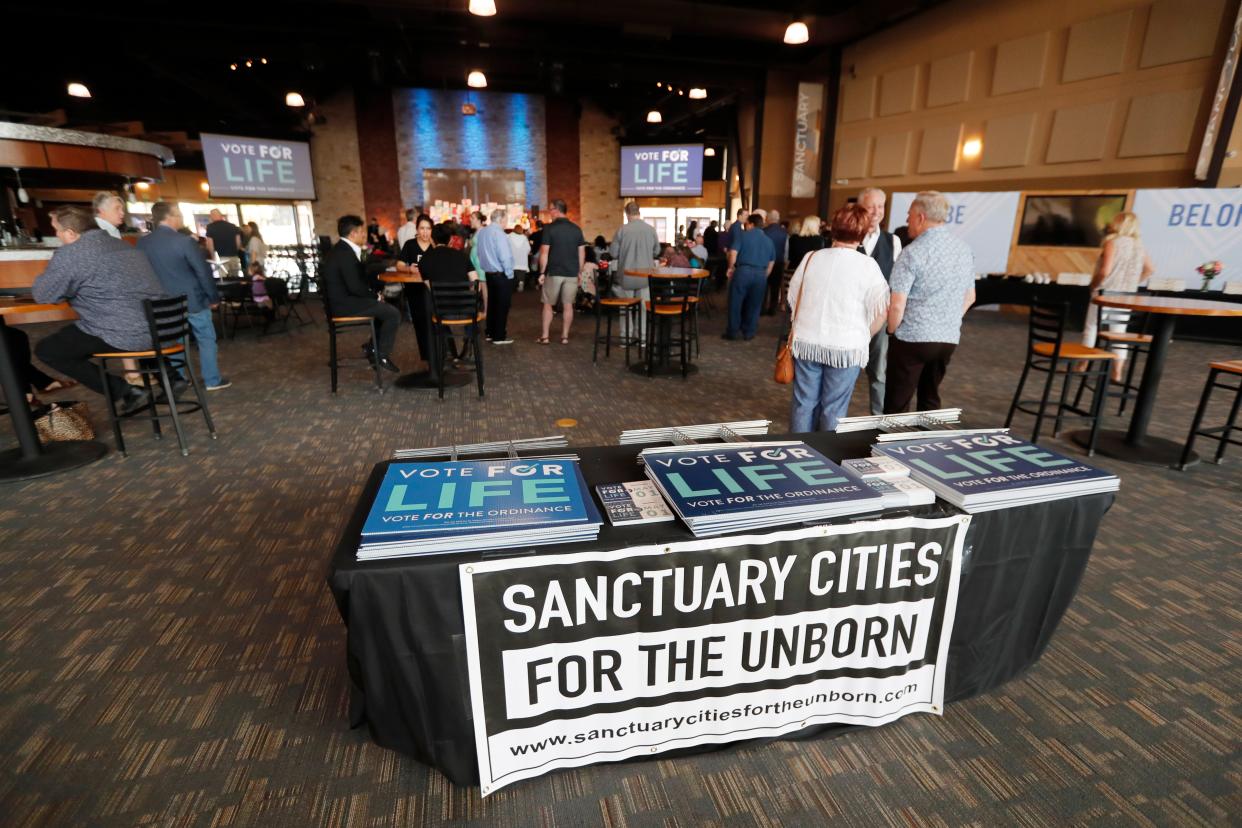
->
<box><xmin>137</xmin><ymin>202</ymin><xmax>229</xmax><ymax>390</ymax></box>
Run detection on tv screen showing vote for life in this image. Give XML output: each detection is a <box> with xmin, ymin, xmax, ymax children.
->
<box><xmin>201</xmin><ymin>133</ymin><xmax>316</xmax><ymax>200</ymax></box>
<box><xmin>620</xmin><ymin>145</ymin><xmax>704</xmax><ymax>197</ymax></box>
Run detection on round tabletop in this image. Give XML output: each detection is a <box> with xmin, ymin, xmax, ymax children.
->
<box><xmin>379</xmin><ymin>270</ymin><xmax>423</xmax><ymax>284</ymax></box>
<box><xmin>0</xmin><ymin>301</ymin><xmax>76</xmax><ymax>324</ymax></box>
<box><xmin>623</xmin><ymin>267</ymin><xmax>711</xmax><ymax>279</ymax></box>
<box><xmin>1093</xmin><ymin>294</ymin><xmax>1242</xmax><ymax>317</ymax></box>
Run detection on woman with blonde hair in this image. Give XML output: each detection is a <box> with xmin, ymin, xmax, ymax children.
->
<box><xmin>787</xmin><ymin>215</ymin><xmax>826</xmax><ymax>272</ymax></box>
<box><xmin>1080</xmin><ymin>210</ymin><xmax>1154</xmax><ymax>380</ymax></box>
<box><xmin>786</xmin><ymin>204</ymin><xmax>889</xmax><ymax>432</ymax></box>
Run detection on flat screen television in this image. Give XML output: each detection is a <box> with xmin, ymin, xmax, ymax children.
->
<box><xmin>619</xmin><ymin>144</ymin><xmax>704</xmax><ymax>197</ymax></box>
<box><xmin>1017</xmin><ymin>195</ymin><xmax>1126</xmax><ymax>247</ymax></box>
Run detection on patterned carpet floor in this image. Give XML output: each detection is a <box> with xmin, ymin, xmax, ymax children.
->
<box><xmin>1</xmin><ymin>288</ymin><xmax>1239</xmax><ymax>827</ymax></box>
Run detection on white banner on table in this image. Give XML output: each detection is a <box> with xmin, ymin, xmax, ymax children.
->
<box><xmin>459</xmin><ymin>515</ymin><xmax>968</xmax><ymax>794</ymax></box>
<box><xmin>1131</xmin><ymin>189</ymin><xmax>1242</xmax><ymax>290</ymax></box>
<box><xmin>890</xmin><ymin>191</ymin><xmax>1021</xmax><ymax>276</ymax></box>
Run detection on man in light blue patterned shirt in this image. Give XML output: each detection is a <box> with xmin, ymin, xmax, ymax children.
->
<box><xmin>883</xmin><ymin>191</ymin><xmax>976</xmax><ymax>413</ymax></box>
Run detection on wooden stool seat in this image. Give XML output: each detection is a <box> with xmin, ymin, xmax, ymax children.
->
<box><xmin>644</xmin><ymin>301</ymin><xmax>690</xmax><ymax>316</ymax></box>
<box><xmin>91</xmin><ymin>343</ymin><xmax>186</xmax><ymax>359</ymax></box>
<box><xmin>1210</xmin><ymin>359</ymin><xmax>1242</xmax><ymax>375</ymax></box>
<box><xmin>331</xmin><ymin>315</ymin><xmax>372</xmax><ymax>323</ymax></box>
<box><xmin>599</xmin><ymin>297</ymin><xmax>640</xmax><ymax>307</ymax></box>
<box><xmin>1097</xmin><ymin>331</ymin><xmax>1152</xmax><ymax>344</ymax></box>
<box><xmin>432</xmin><ymin>312</ymin><xmax>486</xmax><ymax>325</ymax></box>
<box><xmin>1033</xmin><ymin>342</ymin><xmax>1116</xmax><ymax>360</ymax></box>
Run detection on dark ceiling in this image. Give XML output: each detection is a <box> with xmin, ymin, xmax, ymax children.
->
<box><xmin>1</xmin><ymin>0</ymin><xmax>941</xmax><ymax>154</ymax></box>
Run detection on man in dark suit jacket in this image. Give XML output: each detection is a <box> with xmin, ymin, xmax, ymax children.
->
<box><xmin>321</xmin><ymin>214</ymin><xmax>400</xmax><ymax>371</ymax></box>
<box><xmin>857</xmin><ymin>188</ymin><xmax>903</xmax><ymax>415</ymax></box>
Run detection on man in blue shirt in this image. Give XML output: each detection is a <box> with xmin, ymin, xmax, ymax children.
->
<box><xmin>724</xmin><ymin>213</ymin><xmax>775</xmax><ymax>341</ymax></box>
<box><xmin>137</xmin><ymin>202</ymin><xmax>229</xmax><ymax>390</ymax></box>
<box><xmin>884</xmin><ymin>191</ymin><xmax>976</xmax><ymax>413</ymax></box>
<box><xmin>762</xmin><ymin>209</ymin><xmax>789</xmax><ymax>315</ymax></box>
<box><xmin>721</xmin><ymin>208</ymin><xmax>746</xmax><ymax>253</ymax></box>
<box><xmin>475</xmin><ymin>208</ymin><xmax>515</xmax><ymax>344</ymax></box>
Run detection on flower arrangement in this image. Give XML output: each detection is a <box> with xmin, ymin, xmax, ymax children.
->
<box><xmin>1197</xmin><ymin>260</ymin><xmax>1223</xmax><ymax>291</ymax></box>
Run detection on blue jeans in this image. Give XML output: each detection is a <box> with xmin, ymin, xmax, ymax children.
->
<box><xmin>790</xmin><ymin>359</ymin><xmax>860</xmax><ymax>432</ymax></box>
<box><xmin>727</xmin><ymin>267</ymin><xmax>767</xmax><ymax>338</ymax></box>
<box><xmin>181</xmin><ymin>307</ymin><xmax>221</xmax><ymax>386</ymax></box>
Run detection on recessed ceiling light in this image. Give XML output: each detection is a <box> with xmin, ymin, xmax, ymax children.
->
<box><xmin>704</xmin><ymin>147</ymin><xmax>716</xmax><ymax>157</ymax></box>
<box><xmin>229</xmin><ymin>63</ymin><xmax>237</xmax><ymax>71</ymax></box>
<box><xmin>647</xmin><ymin>110</ymin><xmax>662</xmax><ymax>123</ymax></box>
<box><xmin>67</xmin><ymin>82</ymin><xmax>91</xmax><ymax>98</ymax></box>
<box><xmin>245</xmin><ymin>59</ymin><xmax>253</xmax><ymax>68</ymax></box>
<box><xmin>467</xmin><ymin>70</ymin><xmax>488</xmax><ymax>88</ymax></box>
<box><xmin>784</xmin><ymin>21</ymin><xmax>809</xmax><ymax>45</ymax></box>
<box><xmin>260</xmin><ymin>58</ymin><xmax>268</xmax><ymax>65</ymax></box>
<box><xmin>469</xmin><ymin>0</ymin><xmax>497</xmax><ymax>15</ymax></box>
<box><xmin>689</xmin><ymin>88</ymin><xmax>706</xmax><ymax>99</ymax></box>
<box><xmin>285</xmin><ymin>91</ymin><xmax>306</xmax><ymax>107</ymax></box>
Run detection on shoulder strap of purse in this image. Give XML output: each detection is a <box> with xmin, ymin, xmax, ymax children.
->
<box><xmin>790</xmin><ymin>249</ymin><xmax>817</xmax><ymax>323</ymax></box>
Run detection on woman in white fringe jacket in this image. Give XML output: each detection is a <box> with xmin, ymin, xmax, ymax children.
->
<box><xmin>787</xmin><ymin>204</ymin><xmax>889</xmax><ymax>432</ymax></box>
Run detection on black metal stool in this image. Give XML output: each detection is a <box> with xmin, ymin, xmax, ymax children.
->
<box><xmin>592</xmin><ymin>269</ymin><xmax>641</xmax><ymax>365</ymax></box>
<box><xmin>1005</xmin><ymin>298</ymin><xmax>1114</xmax><ymax>454</ymax></box>
<box><xmin>1073</xmin><ymin>298</ymin><xmax>1151</xmax><ymax>416</ymax></box>
<box><xmin>320</xmin><ymin>291</ymin><xmax>383</xmax><ymax>395</ymax></box>
<box><xmin>1177</xmin><ymin>360</ymin><xmax>1242</xmax><ymax>470</ymax></box>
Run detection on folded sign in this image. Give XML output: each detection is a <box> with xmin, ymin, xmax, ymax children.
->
<box><xmin>459</xmin><ymin>515</ymin><xmax>968</xmax><ymax>793</ymax></box>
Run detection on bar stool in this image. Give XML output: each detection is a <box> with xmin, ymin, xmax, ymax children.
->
<box><xmin>320</xmin><ymin>291</ymin><xmax>383</xmax><ymax>395</ymax></box>
<box><xmin>1177</xmin><ymin>360</ymin><xmax>1242</xmax><ymax>470</ymax></box>
<box><xmin>1005</xmin><ymin>298</ymin><xmax>1113</xmax><ymax>453</ymax></box>
<box><xmin>92</xmin><ymin>295</ymin><xmax>216</xmax><ymax>457</ymax></box>
<box><xmin>644</xmin><ymin>276</ymin><xmax>698</xmax><ymax>379</ymax></box>
<box><xmin>429</xmin><ymin>280</ymin><xmax>486</xmax><ymax>399</ymax></box>
<box><xmin>1073</xmin><ymin>297</ymin><xmax>1151</xmax><ymax>416</ymax></box>
<box><xmin>592</xmin><ymin>268</ymin><xmax>640</xmax><ymax>364</ymax></box>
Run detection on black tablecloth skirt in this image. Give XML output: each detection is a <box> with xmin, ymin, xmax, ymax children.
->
<box><xmin>328</xmin><ymin>431</ymin><xmax>1114</xmax><ymax>785</ymax></box>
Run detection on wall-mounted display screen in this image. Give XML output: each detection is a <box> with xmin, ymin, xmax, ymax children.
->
<box><xmin>1017</xmin><ymin>194</ymin><xmax>1127</xmax><ymax>247</ymax></box>
<box><xmin>201</xmin><ymin>133</ymin><xmax>316</xmax><ymax>200</ymax></box>
<box><xmin>620</xmin><ymin>144</ymin><xmax>704</xmax><ymax>197</ymax></box>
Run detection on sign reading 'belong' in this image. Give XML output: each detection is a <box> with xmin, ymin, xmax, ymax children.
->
<box><xmin>201</xmin><ymin>133</ymin><xmax>316</xmax><ymax>200</ymax></box>
<box><xmin>620</xmin><ymin>144</ymin><xmax>704</xmax><ymax>197</ymax></box>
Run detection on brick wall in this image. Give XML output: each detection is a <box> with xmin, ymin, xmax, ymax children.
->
<box><xmin>354</xmin><ymin>87</ymin><xmax>404</xmax><ymax>237</ymax></box>
<box><xmin>577</xmin><ymin>102</ymin><xmax>621</xmax><ymax>242</ymax></box>
<box><xmin>544</xmin><ymin>97</ymin><xmax>580</xmax><ymax>221</ymax></box>
<box><xmin>308</xmin><ymin>90</ymin><xmax>365</xmax><ymax>239</ymax></box>
<box><xmin>392</xmin><ymin>89</ymin><xmax>547</xmax><ymax>211</ymax></box>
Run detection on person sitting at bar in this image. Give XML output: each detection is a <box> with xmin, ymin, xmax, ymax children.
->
<box><xmin>659</xmin><ymin>243</ymin><xmax>691</xmax><ymax>269</ymax></box>
<box><xmin>689</xmin><ymin>234</ymin><xmax>709</xmax><ymax>265</ymax></box>
<box><xmin>32</xmin><ymin>205</ymin><xmax>165</xmax><ymax>414</ymax></box>
<box><xmin>92</xmin><ymin>191</ymin><xmax>125</xmax><ymax>239</ymax></box>
<box><xmin>321</xmin><ymin>215</ymin><xmax>400</xmax><ymax>372</ymax></box>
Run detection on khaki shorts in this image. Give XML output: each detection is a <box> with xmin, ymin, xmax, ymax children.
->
<box><xmin>541</xmin><ymin>275</ymin><xmax>578</xmax><ymax>305</ymax></box>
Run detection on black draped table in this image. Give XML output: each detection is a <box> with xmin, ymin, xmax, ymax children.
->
<box><xmin>328</xmin><ymin>430</ymin><xmax>1113</xmax><ymax>785</ymax></box>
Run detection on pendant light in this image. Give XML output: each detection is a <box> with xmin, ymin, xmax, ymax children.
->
<box><xmin>783</xmin><ymin>21</ymin><xmax>809</xmax><ymax>45</ymax></box>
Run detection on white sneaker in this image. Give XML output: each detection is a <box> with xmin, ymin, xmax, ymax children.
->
<box><xmin>493</xmin><ymin>338</ymin><xmax>514</xmax><ymax>345</ymax></box>
<box><xmin>206</xmin><ymin>379</ymin><xmax>232</xmax><ymax>390</ymax></box>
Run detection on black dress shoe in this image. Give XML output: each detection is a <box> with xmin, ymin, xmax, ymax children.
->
<box><xmin>378</xmin><ymin>357</ymin><xmax>399</xmax><ymax>373</ymax></box>
<box><xmin>120</xmin><ymin>388</ymin><xmax>151</xmax><ymax>415</ymax></box>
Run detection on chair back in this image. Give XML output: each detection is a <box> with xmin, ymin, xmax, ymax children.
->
<box><xmin>1096</xmin><ymin>290</ymin><xmax>1133</xmax><ymax>326</ymax></box>
<box><xmin>266</xmin><ymin>277</ymin><xmax>290</xmax><ymax>306</ymax></box>
<box><xmin>143</xmin><ymin>295</ymin><xmax>191</xmax><ymax>351</ymax></box>
<box><xmin>1028</xmin><ymin>296</ymin><xmax>1068</xmax><ymax>355</ymax></box>
<box><xmin>429</xmin><ymin>279</ymin><xmax>480</xmax><ymax>322</ymax></box>
<box><xmin>649</xmin><ymin>275</ymin><xmax>700</xmax><ymax>314</ymax></box>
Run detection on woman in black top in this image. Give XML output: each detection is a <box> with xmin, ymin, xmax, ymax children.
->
<box><xmin>787</xmin><ymin>215</ymin><xmax>827</xmax><ymax>271</ymax></box>
<box><xmin>398</xmin><ymin>214</ymin><xmax>435</xmax><ymax>268</ymax></box>
<box><xmin>396</xmin><ymin>214</ymin><xmax>435</xmax><ymax>360</ymax></box>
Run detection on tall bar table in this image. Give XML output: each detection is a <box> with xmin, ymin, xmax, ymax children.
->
<box><xmin>1070</xmin><ymin>294</ymin><xmax>1242</xmax><ymax>467</ymax></box>
<box><xmin>0</xmin><ymin>301</ymin><xmax>108</xmax><ymax>481</ymax></box>
<box><xmin>622</xmin><ymin>267</ymin><xmax>711</xmax><ymax>377</ymax></box>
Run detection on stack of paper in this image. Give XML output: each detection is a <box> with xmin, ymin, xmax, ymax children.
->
<box><xmin>640</xmin><ymin>441</ymin><xmax>881</xmax><ymax>536</ymax></box>
<box><xmin>619</xmin><ymin>420</ymin><xmax>771</xmax><ymax>445</ymax></box>
<box><xmin>873</xmin><ymin>433</ymin><xmax>1118</xmax><ymax>513</ymax></box>
<box><xmin>842</xmin><ymin>456</ymin><xmax>910</xmax><ymax>481</ymax></box>
<box><xmin>863</xmin><ymin>477</ymin><xmax>936</xmax><ymax>509</ymax></box>
<box><xmin>594</xmin><ymin>481</ymin><xmax>675</xmax><ymax>526</ymax></box>
<box><xmin>357</xmin><ymin>457</ymin><xmax>602</xmax><ymax>559</ymax></box>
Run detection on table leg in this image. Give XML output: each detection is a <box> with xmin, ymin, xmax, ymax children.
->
<box><xmin>1071</xmin><ymin>314</ymin><xmax>1195</xmax><ymax>466</ymax></box>
<box><xmin>0</xmin><ymin>317</ymin><xmax>108</xmax><ymax>482</ymax></box>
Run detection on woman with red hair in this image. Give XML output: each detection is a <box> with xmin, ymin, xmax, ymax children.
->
<box><xmin>786</xmin><ymin>203</ymin><xmax>890</xmax><ymax>431</ymax></box>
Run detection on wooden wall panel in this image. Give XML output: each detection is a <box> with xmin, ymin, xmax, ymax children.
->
<box><xmin>1063</xmin><ymin>10</ymin><xmax>1131</xmax><ymax>82</ymax></box>
<box><xmin>44</xmin><ymin>144</ymin><xmax>107</xmax><ymax>172</ymax></box>
<box><xmin>0</xmin><ymin>140</ymin><xmax>48</xmax><ymax>168</ymax></box>
<box><xmin>1140</xmin><ymin>0</ymin><xmax>1227</xmax><ymax>68</ymax></box>
<box><xmin>992</xmin><ymin>32</ymin><xmax>1049</xmax><ymax>96</ymax></box>
<box><xmin>872</xmin><ymin>132</ymin><xmax>912</xmax><ymax>177</ymax></box>
<box><xmin>918</xmin><ymin>124</ymin><xmax>963</xmax><ymax>173</ymax></box>
<box><xmin>880</xmin><ymin>65</ymin><xmax>920</xmax><ymax>116</ymax></box>
<box><xmin>1046</xmin><ymin>101</ymin><xmax>1115</xmax><ymax>163</ymax></box>
<box><xmin>927</xmin><ymin>52</ymin><xmax>973</xmax><ymax>108</ymax></box>
<box><xmin>841</xmin><ymin>77</ymin><xmax>877</xmax><ymax>123</ymax></box>
<box><xmin>836</xmin><ymin>138</ymin><xmax>872</xmax><ymax>179</ymax></box>
<box><xmin>982</xmin><ymin>112</ymin><xmax>1037</xmax><ymax>168</ymax></box>
<box><xmin>1118</xmin><ymin>88</ymin><xmax>1203</xmax><ymax>157</ymax></box>
<box><xmin>103</xmin><ymin>150</ymin><xmax>162</xmax><ymax>179</ymax></box>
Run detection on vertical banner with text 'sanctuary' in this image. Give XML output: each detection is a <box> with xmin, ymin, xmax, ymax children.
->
<box><xmin>790</xmin><ymin>82</ymin><xmax>825</xmax><ymax>199</ymax></box>
<box><xmin>460</xmin><ymin>514</ymin><xmax>969</xmax><ymax>793</ymax></box>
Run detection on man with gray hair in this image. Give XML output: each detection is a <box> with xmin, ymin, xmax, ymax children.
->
<box><xmin>762</xmin><ymin>209</ymin><xmax>788</xmax><ymax>314</ymax></box>
<box><xmin>92</xmin><ymin>191</ymin><xmax>125</xmax><ymax>239</ymax></box>
<box><xmin>857</xmin><ymin>187</ymin><xmax>903</xmax><ymax>414</ymax></box>
<box><xmin>609</xmin><ymin>202</ymin><xmax>661</xmax><ymax>345</ymax></box>
<box><xmin>883</xmin><ymin>190</ymin><xmax>975</xmax><ymax>414</ymax></box>
<box><xmin>475</xmin><ymin>207</ymin><xmax>516</xmax><ymax>344</ymax></box>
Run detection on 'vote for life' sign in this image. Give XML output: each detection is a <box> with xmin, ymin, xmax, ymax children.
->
<box><xmin>201</xmin><ymin>133</ymin><xmax>316</xmax><ymax>200</ymax></box>
<box><xmin>620</xmin><ymin>145</ymin><xmax>704</xmax><ymax>197</ymax></box>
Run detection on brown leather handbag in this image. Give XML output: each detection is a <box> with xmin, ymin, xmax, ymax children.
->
<box><xmin>774</xmin><ymin>252</ymin><xmax>814</xmax><ymax>384</ymax></box>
